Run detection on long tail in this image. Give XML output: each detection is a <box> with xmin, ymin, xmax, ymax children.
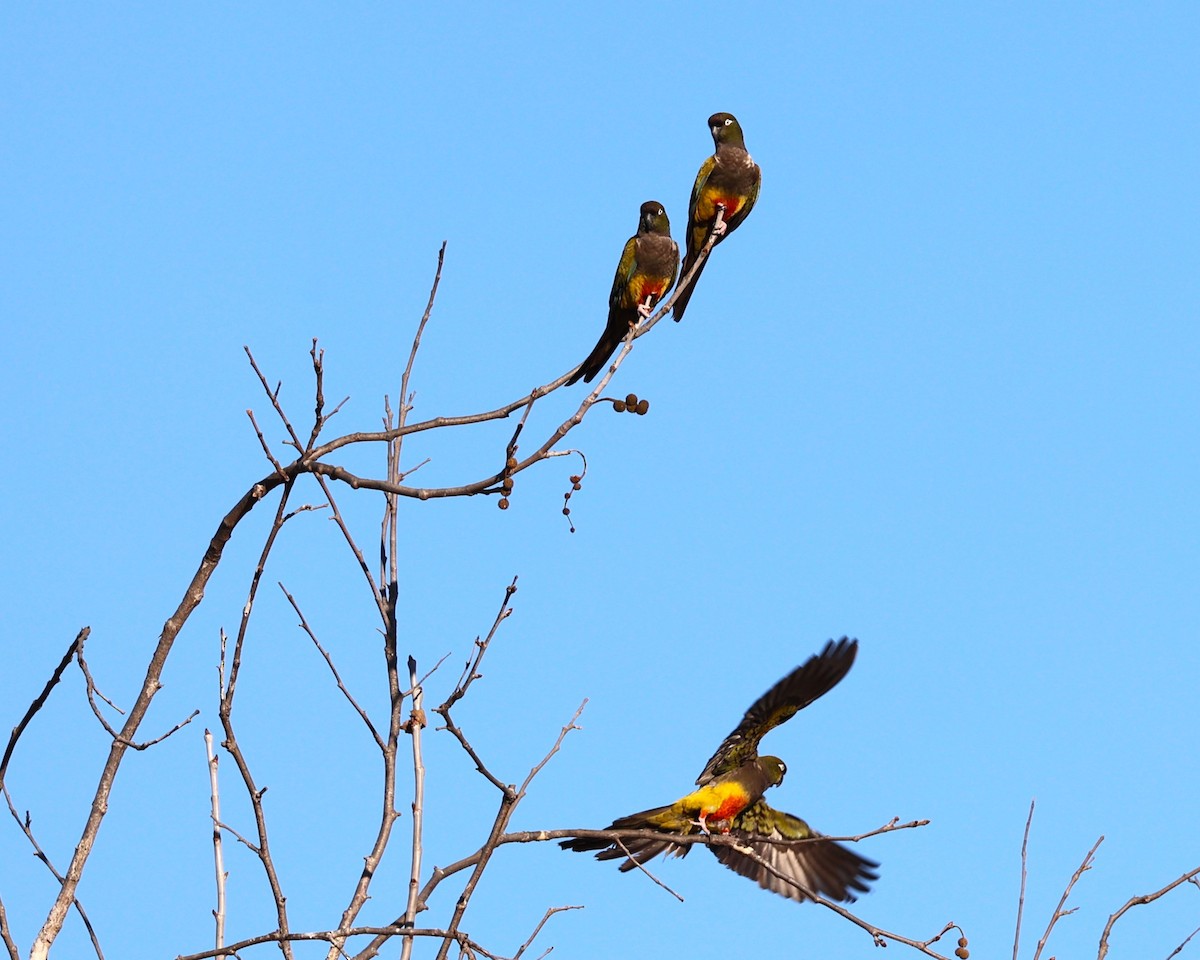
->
<box><xmin>559</xmin><ymin>805</ymin><xmax>696</xmax><ymax>871</ymax></box>
<box><xmin>670</xmin><ymin>252</ymin><xmax>709</xmax><ymax>322</ymax></box>
<box><xmin>566</xmin><ymin>324</ymin><xmax>625</xmax><ymax>385</ymax></box>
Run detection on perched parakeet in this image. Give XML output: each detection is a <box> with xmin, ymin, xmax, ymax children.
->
<box><xmin>568</xmin><ymin>201</ymin><xmax>679</xmax><ymax>385</ymax></box>
<box><xmin>672</xmin><ymin>112</ymin><xmax>761</xmax><ymax>321</ymax></box>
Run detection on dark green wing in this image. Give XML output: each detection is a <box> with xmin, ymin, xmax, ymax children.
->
<box><xmin>608</xmin><ymin>234</ymin><xmax>641</xmax><ymax>311</ymax></box>
<box><xmin>711</xmin><ymin>799</ymin><xmax>878</xmax><ymax>903</ymax></box>
<box><xmin>695</xmin><ymin>637</ymin><xmax>858</xmax><ymax>784</ymax></box>
<box><xmin>685</xmin><ymin>154</ymin><xmax>716</xmax><ymax>260</ymax></box>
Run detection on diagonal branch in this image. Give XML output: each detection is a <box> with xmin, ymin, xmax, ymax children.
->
<box><xmin>512</xmin><ymin>905</ymin><xmax>583</xmax><ymax>960</ymax></box>
<box><xmin>0</xmin><ymin>628</ymin><xmax>86</xmax><ymax>785</ymax></box>
<box><xmin>280</xmin><ymin>584</ymin><xmax>383</xmax><ymax>750</ymax></box>
<box><xmin>432</xmin><ymin>702</ymin><xmax>586</xmax><ymax>960</ymax></box>
<box><xmin>1033</xmin><ymin>835</ymin><xmax>1103</xmax><ymax>960</ymax></box>
<box><xmin>1097</xmin><ymin>862</ymin><xmax>1200</xmax><ymax>960</ymax></box>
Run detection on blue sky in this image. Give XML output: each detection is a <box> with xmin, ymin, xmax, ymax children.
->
<box><xmin>2</xmin><ymin>3</ymin><xmax>1197</xmax><ymax>958</ymax></box>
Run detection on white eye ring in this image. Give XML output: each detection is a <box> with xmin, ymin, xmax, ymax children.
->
<box><xmin>724</xmin><ymin>117</ymin><xmax>733</xmax><ymax>126</ymax></box>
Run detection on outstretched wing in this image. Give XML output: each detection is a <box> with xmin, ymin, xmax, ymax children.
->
<box><xmin>696</xmin><ymin>637</ymin><xmax>858</xmax><ymax>784</ymax></box>
<box><xmin>710</xmin><ymin>799</ymin><xmax>878</xmax><ymax>903</ymax></box>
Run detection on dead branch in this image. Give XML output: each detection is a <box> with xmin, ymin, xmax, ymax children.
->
<box><xmin>280</xmin><ymin>583</ymin><xmax>384</xmax><ymax>749</ymax></box>
<box><xmin>432</xmin><ymin>703</ymin><xmax>587</xmax><ymax>960</ymax></box>
<box><xmin>435</xmin><ymin>578</ymin><xmax>519</xmax><ymax>791</ymax></box>
<box><xmin>0</xmin><ymin>897</ymin><xmax>21</xmax><ymax>960</ymax></box>
<box><xmin>1164</xmin><ymin>924</ymin><xmax>1200</xmax><ymax>960</ymax></box>
<box><xmin>246</xmin><ymin>408</ymin><xmax>288</xmax><ymax>480</ymax></box>
<box><xmin>511</xmin><ymin>905</ymin><xmax>583</xmax><ymax>960</ymax></box>
<box><xmin>400</xmin><ymin>657</ymin><xmax>429</xmax><ymax>960</ymax></box>
<box><xmin>217</xmin><ymin>484</ymin><xmax>302</xmax><ymax>960</ymax></box>
<box><xmin>3</xmin><ymin>783</ymin><xmax>105</xmax><ymax>960</ymax></box>
<box><xmin>177</xmin><ymin>925</ymin><xmax>491</xmax><ymax>960</ymax></box>
<box><xmin>204</xmin><ymin>729</ymin><xmax>227</xmax><ymax>960</ymax></box>
<box><xmin>1097</xmin><ymin>863</ymin><xmax>1200</xmax><ymax>960</ymax></box>
<box><xmin>77</xmin><ymin>638</ymin><xmax>199</xmax><ymax>746</ymax></box>
<box><xmin>1033</xmin><ymin>835</ymin><xmax>1103</xmax><ymax>960</ymax></box>
<box><xmin>1</xmin><ymin>628</ymin><xmax>86</xmax><ymax>785</ymax></box>
<box><xmin>1014</xmin><ymin>798</ymin><xmax>1035</xmax><ymax>960</ymax></box>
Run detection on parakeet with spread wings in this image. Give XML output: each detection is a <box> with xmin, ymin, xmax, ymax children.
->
<box><xmin>560</xmin><ymin>637</ymin><xmax>877</xmax><ymax>903</ymax></box>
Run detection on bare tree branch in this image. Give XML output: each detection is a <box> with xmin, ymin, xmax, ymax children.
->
<box><xmin>0</xmin><ymin>896</ymin><xmax>21</xmax><ymax>960</ymax></box>
<box><xmin>1098</xmin><ymin>862</ymin><xmax>1200</xmax><ymax>960</ymax></box>
<box><xmin>435</xmin><ymin>578</ymin><xmax>519</xmax><ymax>791</ymax></box>
<box><xmin>217</xmin><ymin>484</ymin><xmax>301</xmax><ymax>960</ymax></box>
<box><xmin>280</xmin><ymin>583</ymin><xmax>384</xmax><ymax>750</ymax></box>
<box><xmin>432</xmin><ymin>702</ymin><xmax>587</xmax><ymax>960</ymax></box>
<box><xmin>3</xmin><ymin>784</ymin><xmax>105</xmax><ymax>960</ymax></box>
<box><xmin>512</xmin><ymin>905</ymin><xmax>583</xmax><ymax>960</ymax></box>
<box><xmin>178</xmin><ymin>925</ymin><xmax>494</xmax><ymax>960</ymax></box>
<box><xmin>1032</xmin><ymin>835</ymin><xmax>1103</xmax><ymax>960</ymax></box>
<box><xmin>204</xmin><ymin>729</ymin><xmax>227</xmax><ymax>960</ymax></box>
<box><xmin>400</xmin><ymin>657</ymin><xmax>429</xmax><ymax>960</ymax></box>
<box><xmin>1164</xmin><ymin>926</ymin><xmax>1200</xmax><ymax>960</ymax></box>
<box><xmin>1014</xmin><ymin>798</ymin><xmax>1035</xmax><ymax>960</ymax></box>
<box><xmin>1</xmin><ymin>628</ymin><xmax>86</xmax><ymax>785</ymax></box>
<box><xmin>77</xmin><ymin>638</ymin><xmax>199</xmax><ymax>747</ymax></box>
<box><xmin>246</xmin><ymin>408</ymin><xmax>288</xmax><ymax>480</ymax></box>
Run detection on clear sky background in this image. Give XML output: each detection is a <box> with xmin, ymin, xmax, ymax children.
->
<box><xmin>2</xmin><ymin>4</ymin><xmax>1197</xmax><ymax>959</ymax></box>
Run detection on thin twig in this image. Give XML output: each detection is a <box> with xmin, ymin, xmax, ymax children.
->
<box><xmin>224</xmin><ymin>479</ymin><xmax>296</xmax><ymax>703</ymax></box>
<box><xmin>1032</xmin><ymin>835</ymin><xmax>1103</xmax><ymax>960</ymax></box>
<box><xmin>1164</xmin><ymin>926</ymin><xmax>1200</xmax><ymax>960</ymax></box>
<box><xmin>610</xmin><ymin>838</ymin><xmax>685</xmax><ymax>901</ymax></box>
<box><xmin>204</xmin><ymin>730</ymin><xmax>227</xmax><ymax>960</ymax></box>
<box><xmin>280</xmin><ymin>583</ymin><xmax>383</xmax><ymax>750</ymax></box>
<box><xmin>78</xmin><ymin>641</ymin><xmax>198</xmax><ymax>746</ymax></box>
<box><xmin>433</xmin><ymin>703</ymin><xmax>586</xmax><ymax>960</ymax></box>
<box><xmin>1014</xmin><ymin>799</ymin><xmax>1035</xmax><ymax>960</ymax></box>
<box><xmin>0</xmin><ymin>628</ymin><xmax>86</xmax><ymax>784</ymax></box>
<box><xmin>398</xmin><ymin>242</ymin><xmax>446</xmax><ymax>434</ymax></box>
<box><xmin>3</xmin><ymin>784</ymin><xmax>106</xmax><ymax>960</ymax></box>
<box><xmin>245</xmin><ymin>347</ymin><xmax>306</xmax><ymax>454</ymax></box>
<box><xmin>400</xmin><ymin>657</ymin><xmax>428</xmax><ymax>960</ymax></box>
<box><xmin>436</xmin><ymin>578</ymin><xmax>519</xmax><ymax>790</ymax></box>
<box><xmin>247</xmin><ymin>408</ymin><xmax>288</xmax><ymax>480</ymax></box>
<box><xmin>312</xmin><ymin>469</ymin><xmax>388</xmax><ymax>623</ymax></box>
<box><xmin>707</xmin><ymin>832</ymin><xmax>955</xmax><ymax>959</ymax></box>
<box><xmin>516</xmin><ymin>700</ymin><xmax>587</xmax><ymax>797</ymax></box>
<box><xmin>217</xmin><ymin>484</ymin><xmax>300</xmax><ymax>960</ymax></box>
<box><xmin>512</xmin><ymin>905</ymin><xmax>583</xmax><ymax>960</ymax></box>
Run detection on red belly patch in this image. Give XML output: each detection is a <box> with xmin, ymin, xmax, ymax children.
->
<box><xmin>710</xmin><ymin>794</ymin><xmax>749</xmax><ymax>820</ymax></box>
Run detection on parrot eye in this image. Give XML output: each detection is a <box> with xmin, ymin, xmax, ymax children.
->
<box><xmin>724</xmin><ymin>117</ymin><xmax>733</xmax><ymax>126</ymax></box>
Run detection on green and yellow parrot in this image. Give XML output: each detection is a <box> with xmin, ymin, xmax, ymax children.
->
<box><xmin>560</xmin><ymin>638</ymin><xmax>877</xmax><ymax>903</ymax></box>
<box><xmin>672</xmin><ymin>112</ymin><xmax>762</xmax><ymax>321</ymax></box>
<box><xmin>567</xmin><ymin>201</ymin><xmax>679</xmax><ymax>385</ymax></box>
